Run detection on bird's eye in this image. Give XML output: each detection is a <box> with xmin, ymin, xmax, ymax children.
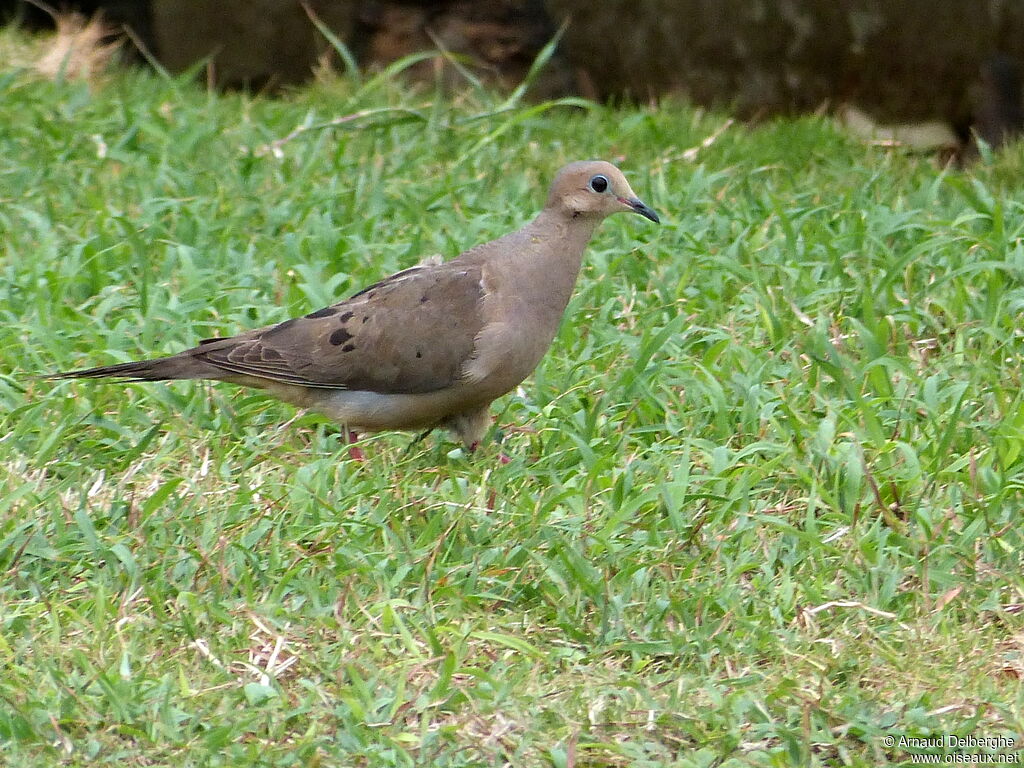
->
<box><xmin>589</xmin><ymin>174</ymin><xmax>609</xmax><ymax>193</ymax></box>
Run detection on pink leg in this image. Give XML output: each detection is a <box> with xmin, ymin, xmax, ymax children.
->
<box><xmin>343</xmin><ymin>430</ymin><xmax>365</xmax><ymax>462</ymax></box>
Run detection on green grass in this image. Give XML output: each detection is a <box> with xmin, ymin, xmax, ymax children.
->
<box><xmin>2</xmin><ymin>26</ymin><xmax>1024</xmax><ymax>768</ymax></box>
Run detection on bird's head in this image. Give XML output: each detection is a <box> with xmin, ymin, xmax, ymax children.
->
<box><xmin>546</xmin><ymin>160</ymin><xmax>660</xmax><ymax>224</ymax></box>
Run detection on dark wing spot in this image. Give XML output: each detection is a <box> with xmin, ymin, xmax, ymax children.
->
<box><xmin>329</xmin><ymin>328</ymin><xmax>354</xmax><ymax>346</ymax></box>
<box><xmin>420</xmin><ymin>295</ymin><xmax>429</xmax><ymax>303</ymax></box>
<box><xmin>306</xmin><ymin>306</ymin><xmax>337</xmax><ymax>319</ymax></box>
<box><xmin>361</xmin><ymin>316</ymin><xmax>369</xmax><ymax>324</ymax></box>
<box><xmin>416</xmin><ymin>350</ymin><xmax>423</xmax><ymax>358</ymax></box>
<box><xmin>341</xmin><ymin>343</ymin><xmax>355</xmax><ymax>352</ymax></box>
<box><xmin>338</xmin><ymin>311</ymin><xmax>354</xmax><ymax>323</ymax></box>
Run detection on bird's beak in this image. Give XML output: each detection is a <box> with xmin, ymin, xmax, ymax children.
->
<box><xmin>619</xmin><ymin>196</ymin><xmax>660</xmax><ymax>224</ymax></box>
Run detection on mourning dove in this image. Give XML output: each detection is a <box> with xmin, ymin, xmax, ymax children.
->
<box><xmin>51</xmin><ymin>160</ymin><xmax>659</xmax><ymax>450</ymax></box>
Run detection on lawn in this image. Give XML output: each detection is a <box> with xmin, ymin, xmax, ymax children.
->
<box><xmin>1</xmin><ymin>25</ymin><xmax>1023</xmax><ymax>768</ymax></box>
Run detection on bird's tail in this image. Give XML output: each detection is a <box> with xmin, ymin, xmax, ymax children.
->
<box><xmin>49</xmin><ymin>354</ymin><xmax>220</xmax><ymax>383</ymax></box>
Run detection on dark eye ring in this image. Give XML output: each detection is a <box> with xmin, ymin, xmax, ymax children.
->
<box><xmin>589</xmin><ymin>174</ymin><xmax>609</xmax><ymax>193</ymax></box>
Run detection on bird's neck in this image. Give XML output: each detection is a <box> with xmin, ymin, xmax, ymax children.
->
<box><xmin>513</xmin><ymin>208</ymin><xmax>603</xmax><ymax>311</ymax></box>
<box><xmin>527</xmin><ymin>207</ymin><xmax>602</xmax><ymax>260</ymax></box>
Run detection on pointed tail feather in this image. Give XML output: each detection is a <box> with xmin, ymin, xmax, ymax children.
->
<box><xmin>49</xmin><ymin>354</ymin><xmax>222</xmax><ymax>382</ymax></box>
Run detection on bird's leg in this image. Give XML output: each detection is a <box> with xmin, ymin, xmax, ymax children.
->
<box><xmin>340</xmin><ymin>429</ymin><xmax>365</xmax><ymax>462</ymax></box>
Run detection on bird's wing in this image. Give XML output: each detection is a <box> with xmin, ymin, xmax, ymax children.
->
<box><xmin>191</xmin><ymin>262</ymin><xmax>486</xmax><ymax>394</ymax></box>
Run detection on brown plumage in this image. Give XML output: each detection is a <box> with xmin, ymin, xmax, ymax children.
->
<box><xmin>51</xmin><ymin>160</ymin><xmax>659</xmax><ymax>450</ymax></box>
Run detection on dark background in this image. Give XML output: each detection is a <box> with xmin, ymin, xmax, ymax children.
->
<box><xmin>5</xmin><ymin>0</ymin><xmax>1023</xmax><ymax>146</ymax></box>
